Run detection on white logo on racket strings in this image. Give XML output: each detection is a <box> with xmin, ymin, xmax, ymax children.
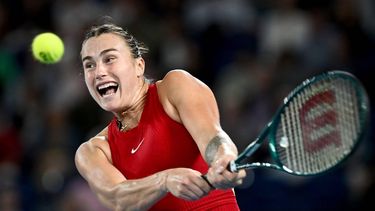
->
<box><xmin>280</xmin><ymin>136</ymin><xmax>289</xmax><ymax>148</ymax></box>
<box><xmin>131</xmin><ymin>138</ymin><xmax>144</xmax><ymax>154</ymax></box>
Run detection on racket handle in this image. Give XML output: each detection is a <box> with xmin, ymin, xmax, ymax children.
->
<box><xmin>229</xmin><ymin>160</ymin><xmax>238</xmax><ymax>172</ymax></box>
<box><xmin>201</xmin><ymin>174</ymin><xmax>215</xmax><ymax>189</ymax></box>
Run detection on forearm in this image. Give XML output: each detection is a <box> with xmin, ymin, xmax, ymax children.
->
<box><xmin>204</xmin><ymin>131</ymin><xmax>238</xmax><ymax>166</ymax></box>
<box><xmin>203</xmin><ymin>131</ymin><xmax>246</xmax><ymax>189</ymax></box>
<box><xmin>92</xmin><ymin>168</ymin><xmax>212</xmax><ymax>210</ymax></box>
<box><xmin>75</xmin><ymin>140</ymin><xmax>168</xmax><ymax>211</ymax></box>
<box><xmin>92</xmin><ymin>172</ymin><xmax>168</xmax><ymax>211</ymax></box>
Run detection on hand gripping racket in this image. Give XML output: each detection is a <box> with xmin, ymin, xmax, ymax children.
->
<box><xmin>229</xmin><ymin>70</ymin><xmax>370</xmax><ymax>176</ymax></box>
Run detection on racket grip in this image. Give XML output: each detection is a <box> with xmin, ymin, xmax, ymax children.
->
<box><xmin>201</xmin><ymin>175</ymin><xmax>215</xmax><ymax>189</ymax></box>
<box><xmin>229</xmin><ymin>160</ymin><xmax>238</xmax><ymax>172</ymax></box>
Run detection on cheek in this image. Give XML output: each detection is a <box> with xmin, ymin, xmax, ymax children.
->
<box><xmin>84</xmin><ymin>74</ymin><xmax>96</xmax><ymax>94</ymax></box>
<box><xmin>84</xmin><ymin>74</ymin><xmax>90</xmax><ymax>88</ymax></box>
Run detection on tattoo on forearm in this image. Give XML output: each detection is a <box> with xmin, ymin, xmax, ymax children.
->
<box><xmin>205</xmin><ymin>135</ymin><xmax>226</xmax><ymax>165</ymax></box>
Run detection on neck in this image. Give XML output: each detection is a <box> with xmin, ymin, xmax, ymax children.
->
<box><xmin>116</xmin><ymin>79</ymin><xmax>149</xmax><ymax>131</ymax></box>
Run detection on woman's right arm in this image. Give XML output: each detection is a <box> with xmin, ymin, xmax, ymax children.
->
<box><xmin>75</xmin><ymin>127</ymin><xmax>211</xmax><ymax>211</ymax></box>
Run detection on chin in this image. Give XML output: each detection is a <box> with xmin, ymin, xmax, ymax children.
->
<box><xmin>99</xmin><ymin>103</ymin><xmax>117</xmax><ymax>113</ymax></box>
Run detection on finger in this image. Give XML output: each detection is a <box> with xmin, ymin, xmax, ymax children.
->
<box><xmin>201</xmin><ymin>175</ymin><xmax>215</xmax><ymax>190</ymax></box>
<box><xmin>192</xmin><ymin>176</ymin><xmax>212</xmax><ymax>195</ymax></box>
<box><xmin>183</xmin><ymin>175</ymin><xmax>211</xmax><ymax>198</ymax></box>
<box><xmin>212</xmin><ymin>159</ymin><xmax>227</xmax><ymax>174</ymax></box>
<box><xmin>213</xmin><ymin>178</ymin><xmax>234</xmax><ymax>189</ymax></box>
<box><xmin>174</xmin><ymin>183</ymin><xmax>202</xmax><ymax>200</ymax></box>
<box><xmin>207</xmin><ymin>174</ymin><xmax>230</xmax><ymax>189</ymax></box>
<box><xmin>178</xmin><ymin>191</ymin><xmax>200</xmax><ymax>201</ymax></box>
<box><xmin>211</xmin><ymin>170</ymin><xmax>245</xmax><ymax>189</ymax></box>
<box><xmin>238</xmin><ymin>169</ymin><xmax>247</xmax><ymax>178</ymax></box>
<box><xmin>216</xmin><ymin>177</ymin><xmax>234</xmax><ymax>189</ymax></box>
<box><xmin>186</xmin><ymin>184</ymin><xmax>205</xmax><ymax>198</ymax></box>
<box><xmin>188</xmin><ymin>171</ymin><xmax>213</xmax><ymax>195</ymax></box>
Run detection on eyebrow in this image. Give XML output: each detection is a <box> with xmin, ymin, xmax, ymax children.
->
<box><xmin>82</xmin><ymin>48</ymin><xmax>118</xmax><ymax>63</ymax></box>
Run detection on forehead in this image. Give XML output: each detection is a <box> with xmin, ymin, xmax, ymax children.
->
<box><xmin>81</xmin><ymin>33</ymin><xmax>129</xmax><ymax>58</ymax></box>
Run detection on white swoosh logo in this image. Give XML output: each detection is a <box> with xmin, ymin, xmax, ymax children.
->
<box><xmin>131</xmin><ymin>139</ymin><xmax>144</xmax><ymax>154</ymax></box>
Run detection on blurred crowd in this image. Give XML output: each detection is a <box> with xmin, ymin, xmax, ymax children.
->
<box><xmin>0</xmin><ymin>0</ymin><xmax>374</xmax><ymax>210</ymax></box>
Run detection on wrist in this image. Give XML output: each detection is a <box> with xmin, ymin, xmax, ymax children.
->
<box><xmin>158</xmin><ymin>171</ymin><xmax>169</xmax><ymax>194</ymax></box>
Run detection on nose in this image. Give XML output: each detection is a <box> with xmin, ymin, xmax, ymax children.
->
<box><xmin>95</xmin><ymin>62</ymin><xmax>107</xmax><ymax>79</ymax></box>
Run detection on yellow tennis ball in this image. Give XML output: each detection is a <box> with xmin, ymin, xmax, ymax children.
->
<box><xmin>32</xmin><ymin>32</ymin><xmax>64</xmax><ymax>64</ymax></box>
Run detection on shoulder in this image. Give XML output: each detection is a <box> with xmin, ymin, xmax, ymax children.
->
<box><xmin>158</xmin><ymin>69</ymin><xmax>193</xmax><ymax>86</ymax></box>
<box><xmin>154</xmin><ymin>69</ymin><xmax>215</xmax><ymax>122</ymax></box>
<box><xmin>156</xmin><ymin>69</ymin><xmax>210</xmax><ymax>97</ymax></box>
<box><xmin>75</xmin><ymin>127</ymin><xmax>112</xmax><ymax>163</ymax></box>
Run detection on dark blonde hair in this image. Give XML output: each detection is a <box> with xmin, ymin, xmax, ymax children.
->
<box><xmin>82</xmin><ymin>22</ymin><xmax>149</xmax><ymax>58</ymax></box>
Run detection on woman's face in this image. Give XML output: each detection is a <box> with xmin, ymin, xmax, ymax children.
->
<box><xmin>81</xmin><ymin>33</ymin><xmax>145</xmax><ymax>113</ymax></box>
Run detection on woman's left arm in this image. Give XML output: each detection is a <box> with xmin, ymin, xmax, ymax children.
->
<box><xmin>157</xmin><ymin>69</ymin><xmax>246</xmax><ymax>189</ymax></box>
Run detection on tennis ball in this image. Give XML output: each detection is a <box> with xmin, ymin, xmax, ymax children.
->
<box><xmin>32</xmin><ymin>32</ymin><xmax>64</xmax><ymax>64</ymax></box>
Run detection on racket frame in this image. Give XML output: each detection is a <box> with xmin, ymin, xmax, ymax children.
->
<box><xmin>231</xmin><ymin>70</ymin><xmax>370</xmax><ymax>176</ymax></box>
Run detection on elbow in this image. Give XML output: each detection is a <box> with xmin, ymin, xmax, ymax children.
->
<box><xmin>74</xmin><ymin>142</ymin><xmax>91</xmax><ymax>177</ymax></box>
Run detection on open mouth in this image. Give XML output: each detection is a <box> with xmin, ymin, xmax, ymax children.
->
<box><xmin>97</xmin><ymin>82</ymin><xmax>119</xmax><ymax>97</ymax></box>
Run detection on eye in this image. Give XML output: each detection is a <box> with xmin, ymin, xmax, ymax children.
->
<box><xmin>83</xmin><ymin>62</ymin><xmax>95</xmax><ymax>71</ymax></box>
<box><xmin>104</xmin><ymin>56</ymin><xmax>116</xmax><ymax>64</ymax></box>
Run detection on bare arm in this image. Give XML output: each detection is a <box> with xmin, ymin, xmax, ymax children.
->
<box><xmin>74</xmin><ymin>128</ymin><xmax>168</xmax><ymax>210</ymax></box>
<box><xmin>157</xmin><ymin>70</ymin><xmax>246</xmax><ymax>189</ymax></box>
<box><xmin>75</xmin><ymin>127</ymin><xmax>211</xmax><ymax>210</ymax></box>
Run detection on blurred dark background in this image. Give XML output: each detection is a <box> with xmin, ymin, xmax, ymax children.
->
<box><xmin>0</xmin><ymin>0</ymin><xmax>374</xmax><ymax>210</ymax></box>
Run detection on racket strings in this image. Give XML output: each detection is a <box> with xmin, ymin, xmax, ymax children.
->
<box><xmin>276</xmin><ymin>77</ymin><xmax>361</xmax><ymax>174</ymax></box>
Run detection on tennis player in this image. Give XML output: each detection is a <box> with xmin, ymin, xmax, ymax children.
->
<box><xmin>75</xmin><ymin>22</ymin><xmax>246</xmax><ymax>210</ymax></box>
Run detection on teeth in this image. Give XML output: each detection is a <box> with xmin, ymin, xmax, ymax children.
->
<box><xmin>98</xmin><ymin>82</ymin><xmax>118</xmax><ymax>90</ymax></box>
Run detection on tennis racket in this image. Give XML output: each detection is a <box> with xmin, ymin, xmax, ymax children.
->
<box><xmin>228</xmin><ymin>70</ymin><xmax>370</xmax><ymax>176</ymax></box>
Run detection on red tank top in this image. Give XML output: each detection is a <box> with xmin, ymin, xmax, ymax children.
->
<box><xmin>107</xmin><ymin>84</ymin><xmax>239</xmax><ymax>211</ymax></box>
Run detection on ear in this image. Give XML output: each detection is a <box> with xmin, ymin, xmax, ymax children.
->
<box><xmin>135</xmin><ymin>57</ymin><xmax>145</xmax><ymax>77</ymax></box>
